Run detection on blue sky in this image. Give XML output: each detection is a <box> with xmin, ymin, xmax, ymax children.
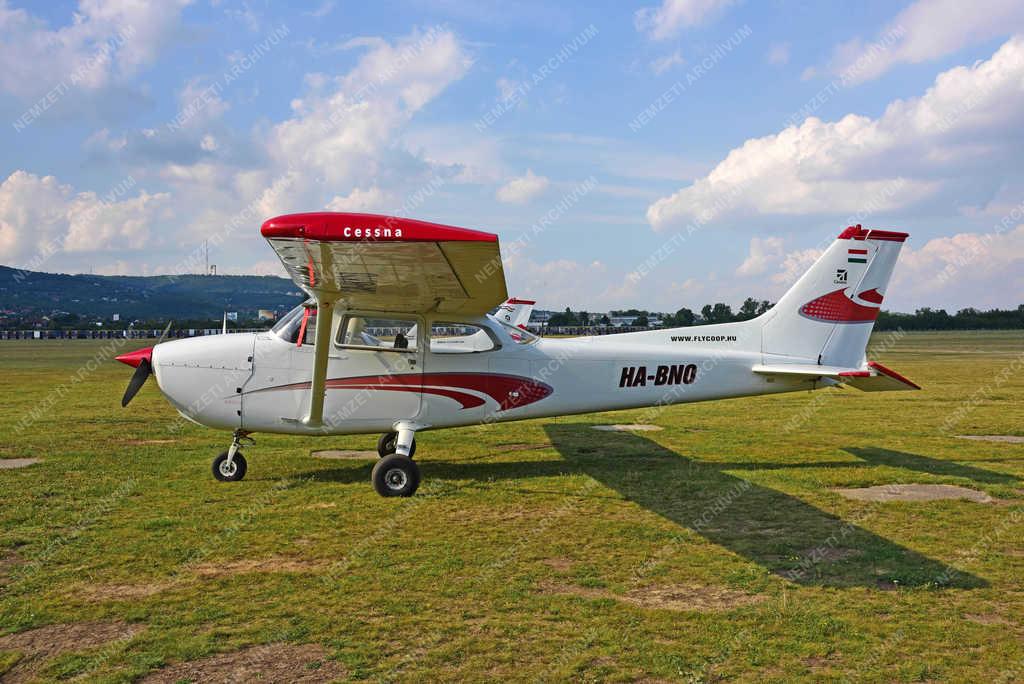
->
<box><xmin>2</xmin><ymin>0</ymin><xmax>1023</xmax><ymax>313</ymax></box>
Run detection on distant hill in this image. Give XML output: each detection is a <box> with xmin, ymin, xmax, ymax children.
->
<box><xmin>0</xmin><ymin>265</ymin><xmax>305</xmax><ymax>322</ymax></box>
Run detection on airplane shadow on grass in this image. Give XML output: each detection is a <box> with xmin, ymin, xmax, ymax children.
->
<box><xmin>844</xmin><ymin>447</ymin><xmax>1020</xmax><ymax>485</ymax></box>
<box><xmin>299</xmin><ymin>426</ymin><xmax>990</xmax><ymax>589</ymax></box>
<box><xmin>540</xmin><ymin>425</ymin><xmax>989</xmax><ymax>589</ymax></box>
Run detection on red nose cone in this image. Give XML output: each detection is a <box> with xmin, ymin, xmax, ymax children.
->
<box><xmin>115</xmin><ymin>346</ymin><xmax>153</xmax><ymax>368</ymax></box>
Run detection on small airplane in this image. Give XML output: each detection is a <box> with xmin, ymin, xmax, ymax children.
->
<box><xmin>117</xmin><ymin>214</ymin><xmax>919</xmax><ymax>497</ymax></box>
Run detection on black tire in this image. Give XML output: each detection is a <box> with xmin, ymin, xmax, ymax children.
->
<box><xmin>377</xmin><ymin>432</ymin><xmax>415</xmax><ymax>459</ymax></box>
<box><xmin>372</xmin><ymin>454</ymin><xmax>420</xmax><ymax>497</ymax></box>
<box><xmin>212</xmin><ymin>451</ymin><xmax>247</xmax><ymax>482</ymax></box>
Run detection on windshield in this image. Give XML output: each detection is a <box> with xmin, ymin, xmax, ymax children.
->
<box><xmin>492</xmin><ymin>315</ymin><xmax>539</xmax><ymax>344</ymax></box>
<box><xmin>273</xmin><ymin>303</ymin><xmax>315</xmax><ymax>344</ymax></box>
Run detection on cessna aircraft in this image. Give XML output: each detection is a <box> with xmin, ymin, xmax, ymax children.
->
<box><xmin>116</xmin><ymin>213</ymin><xmax>918</xmax><ymax>497</ymax></box>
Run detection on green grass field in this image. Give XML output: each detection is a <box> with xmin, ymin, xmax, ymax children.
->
<box><xmin>1</xmin><ymin>331</ymin><xmax>1022</xmax><ymax>682</ymax></box>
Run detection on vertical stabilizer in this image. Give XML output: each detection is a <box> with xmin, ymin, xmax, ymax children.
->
<box><xmin>761</xmin><ymin>225</ymin><xmax>908</xmax><ymax>367</ymax></box>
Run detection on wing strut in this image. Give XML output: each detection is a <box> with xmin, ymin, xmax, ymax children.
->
<box><xmin>303</xmin><ymin>243</ymin><xmax>338</xmax><ymax>428</ymax></box>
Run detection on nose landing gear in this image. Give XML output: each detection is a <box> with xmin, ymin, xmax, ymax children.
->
<box><xmin>377</xmin><ymin>431</ymin><xmax>416</xmax><ymax>459</ymax></box>
<box><xmin>213</xmin><ymin>430</ymin><xmax>253</xmax><ymax>482</ymax></box>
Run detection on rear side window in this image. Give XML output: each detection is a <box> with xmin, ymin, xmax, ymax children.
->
<box><xmin>429</xmin><ymin>322</ymin><xmax>497</xmax><ymax>353</ymax></box>
<box><xmin>336</xmin><ymin>316</ymin><xmax>418</xmax><ymax>351</ymax></box>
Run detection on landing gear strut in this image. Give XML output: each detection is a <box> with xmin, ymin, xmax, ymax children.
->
<box><xmin>213</xmin><ymin>430</ymin><xmax>252</xmax><ymax>482</ymax></box>
<box><xmin>372</xmin><ymin>424</ymin><xmax>420</xmax><ymax>496</ymax></box>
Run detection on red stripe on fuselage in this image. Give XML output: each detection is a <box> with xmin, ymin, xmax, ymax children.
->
<box><xmin>333</xmin><ymin>384</ymin><xmax>486</xmax><ymax>409</ymax></box>
<box><xmin>246</xmin><ymin>372</ymin><xmax>552</xmax><ymax>411</ymax></box>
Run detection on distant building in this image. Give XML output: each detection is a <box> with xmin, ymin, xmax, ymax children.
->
<box><xmin>258</xmin><ymin>309</ymin><xmax>276</xmax><ymax>321</ymax></box>
<box><xmin>531</xmin><ymin>310</ymin><xmax>553</xmax><ymax>323</ymax></box>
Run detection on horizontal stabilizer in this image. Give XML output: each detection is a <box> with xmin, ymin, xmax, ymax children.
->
<box><xmin>753</xmin><ymin>361</ymin><xmax>920</xmax><ymax>391</ymax></box>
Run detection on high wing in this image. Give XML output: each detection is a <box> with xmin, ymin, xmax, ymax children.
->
<box><xmin>261</xmin><ymin>212</ymin><xmax>508</xmax><ymax>427</ymax></box>
<box><xmin>262</xmin><ymin>212</ymin><xmax>508</xmax><ymax>315</ymax></box>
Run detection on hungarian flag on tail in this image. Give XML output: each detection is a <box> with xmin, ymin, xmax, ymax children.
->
<box><xmin>848</xmin><ymin>248</ymin><xmax>868</xmax><ymax>264</ymax></box>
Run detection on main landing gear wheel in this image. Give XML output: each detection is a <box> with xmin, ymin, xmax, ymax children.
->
<box><xmin>377</xmin><ymin>431</ymin><xmax>416</xmax><ymax>458</ymax></box>
<box><xmin>372</xmin><ymin>454</ymin><xmax>420</xmax><ymax>497</ymax></box>
<box><xmin>212</xmin><ymin>451</ymin><xmax>247</xmax><ymax>482</ymax></box>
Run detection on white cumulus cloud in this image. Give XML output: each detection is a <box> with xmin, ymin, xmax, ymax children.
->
<box><xmin>325</xmin><ymin>187</ymin><xmax>388</xmax><ymax>212</ymax></box>
<box><xmin>634</xmin><ymin>0</ymin><xmax>737</xmax><ymax>40</ymax></box>
<box><xmin>0</xmin><ymin>171</ymin><xmax>170</xmax><ymax>265</ymax></box>
<box><xmin>892</xmin><ymin>225</ymin><xmax>1024</xmax><ymax>308</ymax></box>
<box><xmin>496</xmin><ymin>170</ymin><xmax>550</xmax><ymax>204</ymax></box>
<box><xmin>0</xmin><ymin>0</ymin><xmax>192</xmax><ymax>99</ymax></box>
<box><xmin>828</xmin><ymin>0</ymin><xmax>1024</xmax><ymax>84</ymax></box>
<box><xmin>264</xmin><ymin>26</ymin><xmax>472</xmax><ymax>207</ymax></box>
<box><xmin>646</xmin><ymin>37</ymin><xmax>1024</xmax><ymax>231</ymax></box>
<box><xmin>736</xmin><ymin>236</ymin><xmax>784</xmax><ymax>276</ymax></box>
<box><xmin>2</xmin><ymin>26</ymin><xmax>475</xmax><ymax>275</ymax></box>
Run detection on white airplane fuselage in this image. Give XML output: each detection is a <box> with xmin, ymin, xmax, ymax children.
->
<box><xmin>121</xmin><ymin>221</ymin><xmax>917</xmax><ymax>495</ymax></box>
<box><xmin>151</xmin><ymin>312</ymin><xmax>805</xmax><ymax>436</ymax></box>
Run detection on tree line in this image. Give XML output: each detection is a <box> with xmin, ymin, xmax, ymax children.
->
<box><xmin>547</xmin><ymin>298</ymin><xmax>773</xmax><ymax>327</ymax></box>
<box><xmin>875</xmin><ymin>306</ymin><xmax>1024</xmax><ymax>331</ymax></box>
<box><xmin>547</xmin><ymin>300</ymin><xmax>1024</xmax><ymax>330</ymax></box>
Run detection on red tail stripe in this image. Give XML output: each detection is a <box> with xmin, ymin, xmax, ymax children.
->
<box><xmin>858</xmin><ymin>288</ymin><xmax>884</xmax><ymax>304</ymax></box>
<box><xmin>799</xmin><ymin>288</ymin><xmax>880</xmax><ymax>323</ymax></box>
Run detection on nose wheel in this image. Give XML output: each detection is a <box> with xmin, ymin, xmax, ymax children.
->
<box><xmin>213</xmin><ymin>451</ymin><xmax>247</xmax><ymax>481</ymax></box>
<box><xmin>213</xmin><ymin>430</ymin><xmax>252</xmax><ymax>482</ymax></box>
<box><xmin>377</xmin><ymin>431</ymin><xmax>416</xmax><ymax>459</ymax></box>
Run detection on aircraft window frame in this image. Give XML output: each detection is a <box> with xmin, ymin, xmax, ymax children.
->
<box><xmin>428</xmin><ymin>321</ymin><xmax>501</xmax><ymax>354</ymax></box>
<box><xmin>334</xmin><ymin>314</ymin><xmax>420</xmax><ymax>353</ymax></box>
<box><xmin>272</xmin><ymin>303</ymin><xmax>317</xmax><ymax>345</ymax></box>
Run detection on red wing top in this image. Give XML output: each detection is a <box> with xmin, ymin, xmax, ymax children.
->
<box><xmin>262</xmin><ymin>212</ymin><xmax>507</xmax><ymax>315</ymax></box>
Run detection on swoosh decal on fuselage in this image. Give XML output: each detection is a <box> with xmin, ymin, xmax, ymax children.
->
<box><xmin>245</xmin><ymin>372</ymin><xmax>553</xmax><ymax>411</ymax></box>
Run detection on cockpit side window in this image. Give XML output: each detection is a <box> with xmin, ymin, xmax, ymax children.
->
<box><xmin>429</xmin><ymin>322</ymin><xmax>499</xmax><ymax>353</ymax></box>
<box><xmin>335</xmin><ymin>315</ymin><xmax>419</xmax><ymax>352</ymax></box>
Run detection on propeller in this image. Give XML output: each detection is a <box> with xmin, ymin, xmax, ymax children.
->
<box><xmin>117</xmin><ymin>321</ymin><xmax>172</xmax><ymax>407</ymax></box>
<box><xmin>121</xmin><ymin>358</ymin><xmax>152</xmax><ymax>407</ymax></box>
